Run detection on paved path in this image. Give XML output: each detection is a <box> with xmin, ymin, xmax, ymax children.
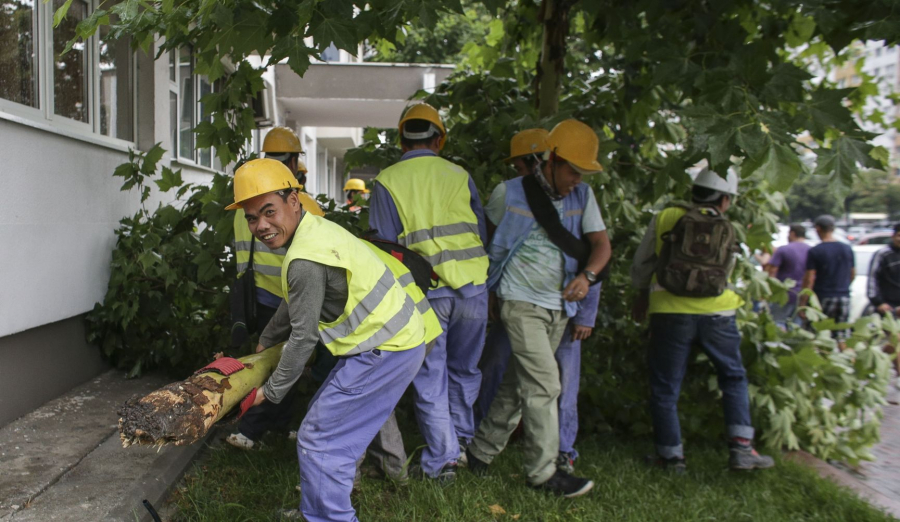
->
<box><xmin>0</xmin><ymin>370</ymin><xmax>210</xmax><ymax>522</ymax></box>
<box><xmin>789</xmin><ymin>383</ymin><xmax>900</xmax><ymax>520</ymax></box>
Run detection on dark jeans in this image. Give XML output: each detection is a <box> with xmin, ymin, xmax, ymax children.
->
<box><xmin>648</xmin><ymin>313</ymin><xmax>754</xmax><ymax>459</ymax></box>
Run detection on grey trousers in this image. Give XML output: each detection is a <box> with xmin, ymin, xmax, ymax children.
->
<box><xmin>356</xmin><ymin>409</ymin><xmax>408</xmax><ymax>482</ymax></box>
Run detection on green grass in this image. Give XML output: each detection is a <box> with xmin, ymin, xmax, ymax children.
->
<box><xmin>170</xmin><ymin>414</ymin><xmax>896</xmax><ymax>522</ymax></box>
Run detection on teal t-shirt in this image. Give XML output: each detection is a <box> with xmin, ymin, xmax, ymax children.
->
<box><xmin>486</xmin><ymin>182</ymin><xmax>605</xmax><ymax>310</ymax></box>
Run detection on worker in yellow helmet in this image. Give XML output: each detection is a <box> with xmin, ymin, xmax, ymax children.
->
<box><xmin>227</xmin><ymin>126</ymin><xmax>324</xmax><ymax>450</ymax></box>
<box><xmin>229</xmin><ymin>159</ymin><xmax>427</xmax><ymax>521</ymax></box>
<box><xmin>343</xmin><ymin>178</ymin><xmax>369</xmax><ymax>213</ymax></box>
<box><xmin>507</xmin><ymin>128</ymin><xmax>550</xmax><ymax>177</ymax></box>
<box><xmin>467</xmin><ymin>119</ymin><xmax>611</xmax><ymax>497</ymax></box>
<box><xmin>369</xmin><ymin>102</ymin><xmax>489</xmax><ymax>483</ymax></box>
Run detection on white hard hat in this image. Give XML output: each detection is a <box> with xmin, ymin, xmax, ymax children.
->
<box><xmin>692</xmin><ymin>166</ymin><xmax>739</xmax><ymax>195</ymax></box>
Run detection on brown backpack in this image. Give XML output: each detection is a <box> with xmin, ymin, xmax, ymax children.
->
<box><xmin>656</xmin><ymin>205</ymin><xmax>739</xmax><ymax>298</ymax></box>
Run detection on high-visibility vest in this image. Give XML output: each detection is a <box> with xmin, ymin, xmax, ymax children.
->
<box><xmin>233</xmin><ymin>193</ymin><xmax>324</xmax><ymax>300</ymax></box>
<box><xmin>282</xmin><ymin>214</ymin><xmax>425</xmax><ymax>356</ymax></box>
<box><xmin>362</xmin><ymin>240</ymin><xmax>443</xmax><ymax>345</ymax></box>
<box><xmin>649</xmin><ymin>207</ymin><xmax>744</xmax><ymax>315</ymax></box>
<box><xmin>376</xmin><ymin>156</ymin><xmax>488</xmax><ymax>290</ymax></box>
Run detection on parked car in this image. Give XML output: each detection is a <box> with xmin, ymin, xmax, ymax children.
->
<box><xmin>855</xmin><ymin>232</ymin><xmax>893</xmax><ymax>246</ymax></box>
<box><xmin>849</xmin><ymin>244</ymin><xmax>883</xmax><ymax>321</ymax></box>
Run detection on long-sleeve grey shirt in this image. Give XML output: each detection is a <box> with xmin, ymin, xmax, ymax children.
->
<box><xmin>258</xmin><ymin>255</ymin><xmax>348</xmax><ymax>404</ymax></box>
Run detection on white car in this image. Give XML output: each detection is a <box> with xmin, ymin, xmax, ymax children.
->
<box><xmin>850</xmin><ymin>244</ymin><xmax>883</xmax><ymax>321</ymax></box>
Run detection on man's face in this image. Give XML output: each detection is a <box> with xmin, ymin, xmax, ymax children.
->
<box><xmin>548</xmin><ymin>160</ymin><xmax>583</xmax><ymax>196</ymax></box>
<box><xmin>511</xmin><ymin>157</ymin><xmax>531</xmax><ymax>178</ymax></box>
<box><xmin>892</xmin><ymin>231</ymin><xmax>900</xmax><ymax>249</ymax></box>
<box><xmin>243</xmin><ymin>191</ymin><xmax>302</xmax><ymax>250</ymax></box>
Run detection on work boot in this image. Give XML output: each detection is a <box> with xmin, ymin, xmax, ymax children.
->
<box><xmin>728</xmin><ymin>439</ymin><xmax>775</xmax><ymax>471</ymax></box>
<box><xmin>645</xmin><ymin>454</ymin><xmax>687</xmax><ymax>475</ymax></box>
<box><xmin>556</xmin><ymin>452</ymin><xmax>576</xmax><ymax>474</ymax></box>
<box><xmin>465</xmin><ymin>448</ymin><xmax>490</xmax><ymax>476</ymax></box>
<box><xmin>225</xmin><ymin>432</ymin><xmax>257</xmax><ymax>450</ymax></box>
<box><xmin>457</xmin><ymin>438</ymin><xmax>468</xmax><ymax>467</ymax></box>
<box><xmin>409</xmin><ymin>462</ymin><xmax>458</xmax><ymax>486</ymax></box>
<box><xmin>530</xmin><ymin>469</ymin><xmax>594</xmax><ymax>498</ymax></box>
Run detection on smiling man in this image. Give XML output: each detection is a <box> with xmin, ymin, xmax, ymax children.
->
<box><xmin>227</xmin><ymin>159</ymin><xmax>427</xmax><ymax>522</ymax></box>
<box><xmin>465</xmin><ymin>119</ymin><xmax>611</xmax><ymax>497</ymax></box>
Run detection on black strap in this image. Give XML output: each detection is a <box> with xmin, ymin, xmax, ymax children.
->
<box><xmin>248</xmin><ymin>236</ymin><xmax>256</xmax><ymax>270</ymax></box>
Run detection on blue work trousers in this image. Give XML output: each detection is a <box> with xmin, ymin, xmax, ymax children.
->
<box><xmin>429</xmin><ymin>293</ymin><xmax>489</xmax><ymax>442</ymax></box>
<box><xmin>475</xmin><ymin>321</ymin><xmax>583</xmax><ymax>458</ymax></box>
<box><xmin>648</xmin><ymin>314</ymin><xmax>754</xmax><ymax>459</ymax></box>
<box><xmin>296</xmin><ymin>345</ymin><xmax>425</xmax><ymax>522</ymax></box>
<box><xmin>410</xmin><ymin>338</ymin><xmax>459</xmax><ymax>477</ymax></box>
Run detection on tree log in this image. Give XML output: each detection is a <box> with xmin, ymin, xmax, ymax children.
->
<box><xmin>118</xmin><ymin>345</ymin><xmax>284</xmax><ymax>447</ymax></box>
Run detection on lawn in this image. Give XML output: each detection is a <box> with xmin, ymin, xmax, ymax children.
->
<box><xmin>169</xmin><ymin>410</ymin><xmax>896</xmax><ymax>522</ymax></box>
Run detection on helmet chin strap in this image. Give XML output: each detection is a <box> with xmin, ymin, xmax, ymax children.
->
<box><xmin>549</xmin><ymin>152</ymin><xmax>562</xmax><ymax>197</ymax></box>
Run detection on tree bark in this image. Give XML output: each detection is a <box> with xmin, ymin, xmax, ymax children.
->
<box><xmin>118</xmin><ymin>345</ymin><xmax>284</xmax><ymax>447</ymax></box>
<box><xmin>535</xmin><ymin>0</ymin><xmax>571</xmax><ymax>118</ymax></box>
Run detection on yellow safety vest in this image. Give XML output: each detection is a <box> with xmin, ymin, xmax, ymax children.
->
<box><xmin>362</xmin><ymin>240</ymin><xmax>443</xmax><ymax>345</ymax></box>
<box><xmin>234</xmin><ymin>193</ymin><xmax>323</xmax><ymax>299</ymax></box>
<box><xmin>282</xmin><ymin>214</ymin><xmax>425</xmax><ymax>356</ymax></box>
<box><xmin>376</xmin><ymin>156</ymin><xmax>488</xmax><ymax>290</ymax></box>
<box><xmin>649</xmin><ymin>207</ymin><xmax>744</xmax><ymax>315</ymax></box>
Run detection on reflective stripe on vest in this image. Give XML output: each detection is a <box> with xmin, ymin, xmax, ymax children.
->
<box><xmin>362</xmin><ymin>240</ymin><xmax>443</xmax><ymax>345</ymax></box>
<box><xmin>234</xmin><ymin>209</ymin><xmax>287</xmax><ymax>298</ymax></box>
<box><xmin>376</xmin><ymin>156</ymin><xmax>488</xmax><ymax>290</ymax></box>
<box><xmin>282</xmin><ymin>215</ymin><xmax>425</xmax><ymax>355</ymax></box>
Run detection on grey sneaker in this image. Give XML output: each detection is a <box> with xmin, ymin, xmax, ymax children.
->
<box><xmin>279</xmin><ymin>508</ymin><xmax>306</xmax><ymax>520</ymax></box>
<box><xmin>410</xmin><ymin>462</ymin><xmax>458</xmax><ymax>486</ymax></box>
<box><xmin>729</xmin><ymin>443</ymin><xmax>775</xmax><ymax>470</ymax></box>
<box><xmin>530</xmin><ymin>469</ymin><xmax>594</xmax><ymax>498</ymax></box>
<box><xmin>556</xmin><ymin>452</ymin><xmax>575</xmax><ymax>474</ymax></box>
<box><xmin>225</xmin><ymin>432</ymin><xmax>257</xmax><ymax>450</ymax></box>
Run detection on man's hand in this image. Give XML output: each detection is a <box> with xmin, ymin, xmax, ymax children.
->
<box><xmin>255</xmin><ymin>343</ymin><xmax>266</xmax><ymax>354</ymax></box>
<box><xmin>251</xmin><ymin>389</ymin><xmax>267</xmax><ymax>408</ymax></box>
<box><xmin>572</xmin><ymin>325</ymin><xmax>593</xmax><ymax>341</ymax></box>
<box><xmin>563</xmin><ymin>274</ymin><xmax>590</xmax><ymax>302</ymax></box>
<box><xmin>632</xmin><ymin>291</ymin><xmax>649</xmax><ymax>323</ymax></box>
<box><xmin>878</xmin><ymin>303</ymin><xmax>894</xmax><ymax>314</ymax></box>
<box><xmin>489</xmin><ymin>292</ymin><xmax>501</xmax><ymax>322</ymax></box>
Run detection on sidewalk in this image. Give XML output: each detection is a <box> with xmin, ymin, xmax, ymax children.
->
<box><xmin>0</xmin><ymin>369</ymin><xmax>210</xmax><ymax>522</ymax></box>
<box><xmin>788</xmin><ymin>384</ymin><xmax>900</xmax><ymax>520</ymax></box>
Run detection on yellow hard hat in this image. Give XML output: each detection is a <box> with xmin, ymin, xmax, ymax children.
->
<box><xmin>398</xmin><ymin>103</ymin><xmax>446</xmax><ymax>150</ymax></box>
<box><xmin>296</xmin><ymin>158</ymin><xmax>308</xmax><ymax>175</ymax></box>
<box><xmin>226</xmin><ymin>158</ymin><xmax>301</xmax><ymax>210</ymax></box>
<box><xmin>343</xmin><ymin>178</ymin><xmax>369</xmax><ymax>193</ymax></box>
<box><xmin>506</xmin><ymin>128</ymin><xmax>549</xmax><ymax>161</ymax></box>
<box><xmin>546</xmin><ymin>119</ymin><xmax>603</xmax><ymax>174</ymax></box>
<box><xmin>262</xmin><ymin>126</ymin><xmax>303</xmax><ymax>153</ymax></box>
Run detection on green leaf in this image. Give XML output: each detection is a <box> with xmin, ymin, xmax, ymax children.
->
<box><xmin>140</xmin><ymin>143</ymin><xmax>166</xmax><ymax>175</ymax></box>
<box><xmin>312</xmin><ymin>17</ymin><xmax>358</xmax><ymax>54</ymax></box>
<box><xmin>743</xmin><ymin>143</ymin><xmax>804</xmax><ymax>192</ymax></box>
<box><xmin>154</xmin><ymin>167</ymin><xmax>184</xmax><ymax>193</ymax></box>
<box><xmin>53</xmin><ymin>0</ymin><xmax>74</xmax><ymax>27</ymax></box>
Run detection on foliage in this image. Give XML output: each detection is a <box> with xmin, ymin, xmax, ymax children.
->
<box><xmin>84</xmin><ymin>145</ymin><xmax>235</xmax><ymax>377</ymax></box>
<box><xmin>784</xmin><ymin>170</ymin><xmax>845</xmax><ymax>221</ymax></box>
<box><xmin>846</xmin><ymin>168</ymin><xmax>900</xmax><ymax>220</ymax></box>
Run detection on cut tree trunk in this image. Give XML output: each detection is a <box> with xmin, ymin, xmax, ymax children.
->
<box><xmin>118</xmin><ymin>345</ymin><xmax>284</xmax><ymax>447</ymax></box>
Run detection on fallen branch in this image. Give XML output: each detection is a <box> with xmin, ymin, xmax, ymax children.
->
<box><xmin>118</xmin><ymin>345</ymin><xmax>284</xmax><ymax>447</ymax></box>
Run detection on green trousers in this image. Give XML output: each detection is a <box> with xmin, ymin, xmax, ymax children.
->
<box><xmin>469</xmin><ymin>300</ymin><xmax>568</xmax><ymax>485</ymax></box>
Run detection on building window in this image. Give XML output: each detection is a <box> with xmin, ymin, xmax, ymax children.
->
<box><xmin>53</xmin><ymin>0</ymin><xmax>89</xmax><ymax>123</ymax></box>
<box><xmin>169</xmin><ymin>46</ymin><xmax>216</xmax><ymax>167</ymax></box>
<box><xmin>0</xmin><ymin>0</ymin><xmax>39</xmax><ymax>107</ymax></box>
<box><xmin>98</xmin><ymin>20</ymin><xmax>133</xmax><ymax>140</ymax></box>
<box><xmin>0</xmin><ymin>0</ymin><xmax>135</xmax><ymax>140</ymax></box>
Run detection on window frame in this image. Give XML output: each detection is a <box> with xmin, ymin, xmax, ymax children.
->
<box><xmin>169</xmin><ymin>46</ymin><xmax>218</xmax><ymax>169</ymax></box>
<box><xmin>0</xmin><ymin>0</ymin><xmax>137</xmax><ymax>147</ymax></box>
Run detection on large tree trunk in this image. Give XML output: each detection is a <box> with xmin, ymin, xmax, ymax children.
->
<box><xmin>535</xmin><ymin>0</ymin><xmax>572</xmax><ymax>118</ymax></box>
<box><xmin>118</xmin><ymin>345</ymin><xmax>284</xmax><ymax>447</ymax></box>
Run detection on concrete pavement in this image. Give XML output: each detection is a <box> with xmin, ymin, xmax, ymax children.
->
<box><xmin>0</xmin><ymin>369</ymin><xmax>210</xmax><ymax>522</ymax></box>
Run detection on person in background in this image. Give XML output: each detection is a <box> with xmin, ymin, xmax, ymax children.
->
<box><xmin>631</xmin><ymin>166</ymin><xmax>774</xmax><ymax>474</ymax></box>
<box><xmin>800</xmin><ymin>215</ymin><xmax>855</xmax><ymax>349</ymax></box>
<box><xmin>867</xmin><ymin>223</ymin><xmax>900</xmax><ymax>377</ymax></box>
<box><xmin>343</xmin><ymin>178</ymin><xmax>369</xmax><ymax>213</ymax></box>
<box><xmin>765</xmin><ymin>224</ymin><xmax>811</xmax><ymax>327</ymax></box>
